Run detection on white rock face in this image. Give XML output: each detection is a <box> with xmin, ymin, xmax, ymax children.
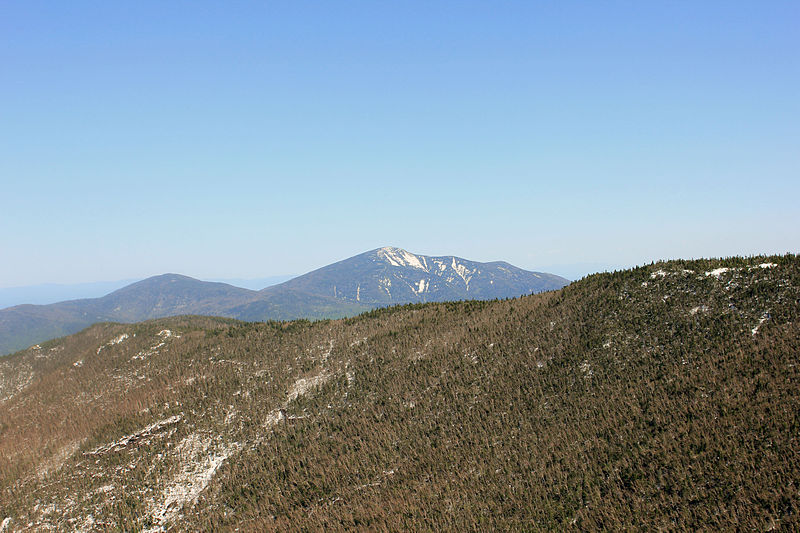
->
<box><xmin>377</xmin><ymin>247</ymin><xmax>427</xmax><ymax>270</ymax></box>
<box><xmin>146</xmin><ymin>435</ymin><xmax>239</xmax><ymax>532</ymax></box>
<box><xmin>451</xmin><ymin>257</ymin><xmax>474</xmax><ymax>290</ymax></box>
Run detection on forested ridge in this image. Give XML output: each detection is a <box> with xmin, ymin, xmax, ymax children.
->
<box><xmin>0</xmin><ymin>255</ymin><xmax>797</xmax><ymax>531</ymax></box>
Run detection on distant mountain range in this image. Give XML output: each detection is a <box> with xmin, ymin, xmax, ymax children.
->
<box><xmin>0</xmin><ymin>275</ymin><xmax>296</xmax><ymax>309</ymax></box>
<box><xmin>0</xmin><ymin>247</ymin><xmax>568</xmax><ymax>355</ymax></box>
<box><xmin>0</xmin><ymin>279</ymin><xmax>139</xmax><ymax>309</ymax></box>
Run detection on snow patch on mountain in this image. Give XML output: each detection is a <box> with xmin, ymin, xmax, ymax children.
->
<box><xmin>84</xmin><ymin>415</ymin><xmax>182</xmax><ymax>457</ymax></box>
<box><xmin>451</xmin><ymin>258</ymin><xmax>474</xmax><ymax>290</ymax></box>
<box><xmin>705</xmin><ymin>268</ymin><xmax>730</xmax><ymax>278</ymax></box>
<box><xmin>0</xmin><ymin>363</ymin><xmax>35</xmax><ymax>403</ymax></box>
<box><xmin>752</xmin><ymin>313</ymin><xmax>770</xmax><ymax>336</ymax></box>
<box><xmin>378</xmin><ymin>247</ymin><xmax>427</xmax><ymax>271</ymax></box>
<box><xmin>97</xmin><ymin>333</ymin><xmax>130</xmax><ymax>355</ymax></box>
<box><xmin>379</xmin><ymin>277</ymin><xmax>392</xmax><ymax>297</ymax></box>
<box><xmin>288</xmin><ymin>371</ymin><xmax>331</xmax><ymax>402</ymax></box>
<box><xmin>415</xmin><ymin>279</ymin><xmax>428</xmax><ymax>294</ymax></box>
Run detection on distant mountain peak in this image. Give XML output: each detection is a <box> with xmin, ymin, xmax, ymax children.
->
<box><xmin>267</xmin><ymin>246</ymin><xmax>570</xmax><ymax>307</ymax></box>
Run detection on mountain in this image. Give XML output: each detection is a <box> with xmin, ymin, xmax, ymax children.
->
<box><xmin>267</xmin><ymin>246</ymin><xmax>569</xmax><ymax>305</ymax></box>
<box><xmin>0</xmin><ymin>276</ymin><xmax>297</xmax><ymax>310</ymax></box>
<box><xmin>0</xmin><ymin>248</ymin><xmax>567</xmax><ymax>355</ymax></box>
<box><xmin>87</xmin><ymin>274</ymin><xmax>259</xmax><ymax>321</ymax></box>
<box><xmin>0</xmin><ymin>275</ymin><xmax>261</xmax><ymax>356</ymax></box>
<box><xmin>0</xmin><ymin>255</ymin><xmax>796</xmax><ymax>531</ymax></box>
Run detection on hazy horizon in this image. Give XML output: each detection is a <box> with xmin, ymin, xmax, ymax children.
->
<box><xmin>2</xmin><ymin>2</ymin><xmax>797</xmax><ymax>287</ymax></box>
<box><xmin>0</xmin><ymin>247</ymin><xmax>609</xmax><ymax>291</ymax></box>
<box><xmin>0</xmin><ymin>274</ymin><xmax>297</xmax><ymax>308</ymax></box>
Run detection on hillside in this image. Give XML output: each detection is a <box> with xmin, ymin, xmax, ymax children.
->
<box><xmin>0</xmin><ymin>248</ymin><xmax>567</xmax><ymax>355</ymax></box>
<box><xmin>0</xmin><ymin>255</ymin><xmax>797</xmax><ymax>531</ymax></box>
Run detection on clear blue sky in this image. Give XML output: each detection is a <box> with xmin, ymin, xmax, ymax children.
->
<box><xmin>2</xmin><ymin>1</ymin><xmax>798</xmax><ymax>286</ymax></box>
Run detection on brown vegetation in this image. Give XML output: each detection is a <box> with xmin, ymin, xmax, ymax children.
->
<box><xmin>0</xmin><ymin>255</ymin><xmax>797</xmax><ymax>531</ymax></box>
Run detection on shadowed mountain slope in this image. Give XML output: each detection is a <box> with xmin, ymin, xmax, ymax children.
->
<box><xmin>0</xmin><ymin>254</ymin><xmax>797</xmax><ymax>531</ymax></box>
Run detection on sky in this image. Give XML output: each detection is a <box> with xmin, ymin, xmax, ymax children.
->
<box><xmin>1</xmin><ymin>1</ymin><xmax>798</xmax><ymax>287</ymax></box>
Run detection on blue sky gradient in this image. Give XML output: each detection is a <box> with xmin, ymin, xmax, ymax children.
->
<box><xmin>2</xmin><ymin>2</ymin><xmax>798</xmax><ymax>286</ymax></box>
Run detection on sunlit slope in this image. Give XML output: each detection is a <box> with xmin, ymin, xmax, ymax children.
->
<box><xmin>0</xmin><ymin>255</ymin><xmax>797</xmax><ymax>531</ymax></box>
